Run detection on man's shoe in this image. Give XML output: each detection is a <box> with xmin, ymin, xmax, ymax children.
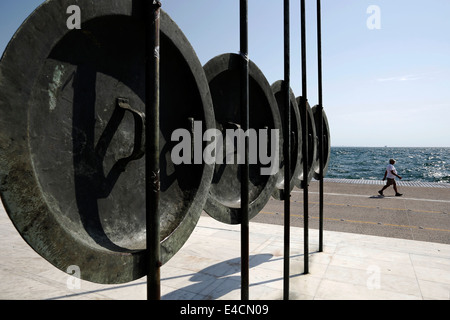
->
<box><xmin>395</xmin><ymin>193</ymin><xmax>403</xmax><ymax>197</ymax></box>
<box><xmin>378</xmin><ymin>190</ymin><xmax>384</xmax><ymax>196</ymax></box>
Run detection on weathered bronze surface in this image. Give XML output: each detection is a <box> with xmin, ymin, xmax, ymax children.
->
<box><xmin>0</xmin><ymin>0</ymin><xmax>214</xmax><ymax>284</ymax></box>
<box><xmin>202</xmin><ymin>53</ymin><xmax>281</xmax><ymax>224</ymax></box>
<box><xmin>271</xmin><ymin>80</ymin><xmax>302</xmax><ymax>200</ymax></box>
<box><xmin>295</xmin><ymin>96</ymin><xmax>317</xmax><ymax>188</ymax></box>
<box><xmin>312</xmin><ymin>105</ymin><xmax>331</xmax><ymax>179</ymax></box>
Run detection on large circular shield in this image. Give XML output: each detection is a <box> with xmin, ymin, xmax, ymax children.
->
<box><xmin>203</xmin><ymin>53</ymin><xmax>281</xmax><ymax>224</ymax></box>
<box><xmin>312</xmin><ymin>105</ymin><xmax>331</xmax><ymax>179</ymax></box>
<box><xmin>271</xmin><ymin>80</ymin><xmax>302</xmax><ymax>200</ymax></box>
<box><xmin>0</xmin><ymin>0</ymin><xmax>214</xmax><ymax>284</ymax></box>
<box><xmin>295</xmin><ymin>96</ymin><xmax>317</xmax><ymax>188</ymax></box>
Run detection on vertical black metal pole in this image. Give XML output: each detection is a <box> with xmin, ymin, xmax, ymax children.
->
<box><xmin>146</xmin><ymin>0</ymin><xmax>161</xmax><ymax>300</ymax></box>
<box><xmin>240</xmin><ymin>0</ymin><xmax>250</xmax><ymax>301</ymax></box>
<box><xmin>283</xmin><ymin>0</ymin><xmax>291</xmax><ymax>301</ymax></box>
<box><xmin>300</xmin><ymin>0</ymin><xmax>309</xmax><ymax>274</ymax></box>
<box><xmin>317</xmin><ymin>0</ymin><xmax>324</xmax><ymax>252</ymax></box>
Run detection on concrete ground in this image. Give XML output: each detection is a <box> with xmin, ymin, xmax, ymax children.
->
<box><xmin>1</xmin><ymin>180</ymin><xmax>449</xmax><ymax>300</ymax></box>
<box><xmin>256</xmin><ymin>180</ymin><xmax>450</xmax><ymax>245</ymax></box>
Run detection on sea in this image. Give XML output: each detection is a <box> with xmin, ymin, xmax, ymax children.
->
<box><xmin>327</xmin><ymin>147</ymin><xmax>450</xmax><ymax>184</ymax></box>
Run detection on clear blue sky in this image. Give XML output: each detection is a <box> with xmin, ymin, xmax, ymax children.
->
<box><xmin>1</xmin><ymin>0</ymin><xmax>449</xmax><ymax>147</ymax></box>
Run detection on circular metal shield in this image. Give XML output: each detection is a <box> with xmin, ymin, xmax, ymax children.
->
<box><xmin>271</xmin><ymin>80</ymin><xmax>302</xmax><ymax>200</ymax></box>
<box><xmin>202</xmin><ymin>53</ymin><xmax>281</xmax><ymax>224</ymax></box>
<box><xmin>295</xmin><ymin>96</ymin><xmax>317</xmax><ymax>188</ymax></box>
<box><xmin>312</xmin><ymin>105</ymin><xmax>331</xmax><ymax>179</ymax></box>
<box><xmin>0</xmin><ymin>0</ymin><xmax>214</xmax><ymax>284</ymax></box>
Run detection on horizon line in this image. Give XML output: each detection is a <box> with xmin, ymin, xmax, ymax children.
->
<box><xmin>331</xmin><ymin>145</ymin><xmax>450</xmax><ymax>148</ymax></box>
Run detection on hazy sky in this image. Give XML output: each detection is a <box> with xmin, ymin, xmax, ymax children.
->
<box><xmin>1</xmin><ymin>0</ymin><xmax>449</xmax><ymax>147</ymax></box>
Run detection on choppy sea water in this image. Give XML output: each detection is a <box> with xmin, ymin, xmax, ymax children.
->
<box><xmin>327</xmin><ymin>147</ymin><xmax>450</xmax><ymax>184</ymax></box>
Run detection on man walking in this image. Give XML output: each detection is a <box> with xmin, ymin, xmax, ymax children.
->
<box><xmin>378</xmin><ymin>159</ymin><xmax>403</xmax><ymax>196</ymax></box>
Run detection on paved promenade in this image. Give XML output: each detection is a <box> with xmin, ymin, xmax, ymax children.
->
<box><xmin>0</xmin><ymin>181</ymin><xmax>449</xmax><ymax>300</ymax></box>
<box><xmin>256</xmin><ymin>179</ymin><xmax>450</xmax><ymax>245</ymax></box>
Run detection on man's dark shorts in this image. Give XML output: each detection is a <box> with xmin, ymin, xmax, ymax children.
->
<box><xmin>386</xmin><ymin>178</ymin><xmax>396</xmax><ymax>186</ymax></box>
